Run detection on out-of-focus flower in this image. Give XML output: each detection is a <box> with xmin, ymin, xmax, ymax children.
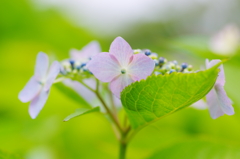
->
<box><xmin>61</xmin><ymin>41</ymin><xmax>101</xmax><ymax>74</ymax></box>
<box><xmin>206</xmin><ymin>59</ymin><xmax>234</xmax><ymax>119</ymax></box>
<box><xmin>18</xmin><ymin>52</ymin><xmax>60</xmax><ymax>119</ymax></box>
<box><xmin>70</xmin><ymin>41</ymin><xmax>101</xmax><ymax>63</ymax></box>
<box><xmin>60</xmin><ymin>41</ymin><xmax>101</xmax><ymax>105</ymax></box>
<box><xmin>210</xmin><ymin>24</ymin><xmax>240</xmax><ymax>56</ymax></box>
<box><xmin>87</xmin><ymin>37</ymin><xmax>155</xmax><ymax>98</ymax></box>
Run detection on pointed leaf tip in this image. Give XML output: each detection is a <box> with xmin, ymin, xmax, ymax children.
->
<box><xmin>63</xmin><ymin>107</ymin><xmax>100</xmax><ymax>122</ymax></box>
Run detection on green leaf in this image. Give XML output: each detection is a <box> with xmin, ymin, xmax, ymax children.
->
<box><xmin>64</xmin><ymin>107</ymin><xmax>100</xmax><ymax>122</ymax></box>
<box><xmin>148</xmin><ymin>140</ymin><xmax>240</xmax><ymax>159</ymax></box>
<box><xmin>54</xmin><ymin>82</ymin><xmax>91</xmax><ymax>108</ymax></box>
<box><xmin>121</xmin><ymin>62</ymin><xmax>221</xmax><ymax>130</ymax></box>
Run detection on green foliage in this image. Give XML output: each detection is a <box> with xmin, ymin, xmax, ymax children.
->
<box><xmin>54</xmin><ymin>83</ymin><xmax>91</xmax><ymax>108</ymax></box>
<box><xmin>148</xmin><ymin>140</ymin><xmax>240</xmax><ymax>159</ymax></box>
<box><xmin>0</xmin><ymin>150</ymin><xmax>22</xmax><ymax>159</ymax></box>
<box><xmin>121</xmin><ymin>62</ymin><xmax>221</xmax><ymax>130</ymax></box>
<box><xmin>64</xmin><ymin>107</ymin><xmax>100</xmax><ymax>122</ymax></box>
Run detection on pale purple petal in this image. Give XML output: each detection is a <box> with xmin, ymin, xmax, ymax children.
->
<box><xmin>80</xmin><ymin>41</ymin><xmax>101</xmax><ymax>58</ymax></box>
<box><xmin>70</xmin><ymin>41</ymin><xmax>101</xmax><ymax>61</ymax></box>
<box><xmin>215</xmin><ymin>85</ymin><xmax>234</xmax><ymax>115</ymax></box>
<box><xmin>70</xmin><ymin>49</ymin><xmax>82</xmax><ymax>61</ymax></box>
<box><xmin>206</xmin><ymin>89</ymin><xmax>224</xmax><ymax>119</ymax></box>
<box><xmin>87</xmin><ymin>53</ymin><xmax>121</xmax><ymax>82</ymax></box>
<box><xmin>34</xmin><ymin>52</ymin><xmax>49</xmax><ymax>81</ymax></box>
<box><xmin>109</xmin><ymin>37</ymin><xmax>133</xmax><ymax>67</ymax></box>
<box><xmin>18</xmin><ymin>76</ymin><xmax>42</xmax><ymax>103</ymax></box>
<box><xmin>29</xmin><ymin>89</ymin><xmax>49</xmax><ymax>119</ymax></box>
<box><xmin>110</xmin><ymin>74</ymin><xmax>134</xmax><ymax>98</ymax></box>
<box><xmin>44</xmin><ymin>61</ymin><xmax>61</xmax><ymax>91</ymax></box>
<box><xmin>206</xmin><ymin>59</ymin><xmax>225</xmax><ymax>85</ymax></box>
<box><xmin>63</xmin><ymin>79</ymin><xmax>97</xmax><ymax>104</ymax></box>
<box><xmin>128</xmin><ymin>54</ymin><xmax>155</xmax><ymax>81</ymax></box>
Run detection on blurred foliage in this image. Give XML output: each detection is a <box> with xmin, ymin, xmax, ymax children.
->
<box><xmin>148</xmin><ymin>140</ymin><xmax>240</xmax><ymax>159</ymax></box>
<box><xmin>0</xmin><ymin>0</ymin><xmax>240</xmax><ymax>159</ymax></box>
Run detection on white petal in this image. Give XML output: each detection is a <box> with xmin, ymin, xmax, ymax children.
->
<box><xmin>110</xmin><ymin>74</ymin><xmax>134</xmax><ymax>98</ymax></box>
<box><xmin>34</xmin><ymin>52</ymin><xmax>49</xmax><ymax>81</ymax></box>
<box><xmin>44</xmin><ymin>61</ymin><xmax>61</xmax><ymax>91</ymax></box>
<box><xmin>18</xmin><ymin>76</ymin><xmax>42</xmax><ymax>103</ymax></box>
<box><xmin>29</xmin><ymin>89</ymin><xmax>50</xmax><ymax>119</ymax></box>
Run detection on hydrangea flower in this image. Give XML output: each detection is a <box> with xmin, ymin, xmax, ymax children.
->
<box><xmin>18</xmin><ymin>52</ymin><xmax>60</xmax><ymax>119</ymax></box>
<box><xmin>87</xmin><ymin>37</ymin><xmax>155</xmax><ymax>98</ymax></box>
<box><xmin>206</xmin><ymin>59</ymin><xmax>234</xmax><ymax>119</ymax></box>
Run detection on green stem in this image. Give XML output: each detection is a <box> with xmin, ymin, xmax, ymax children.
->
<box><xmin>95</xmin><ymin>90</ymin><xmax>123</xmax><ymax>133</ymax></box>
<box><xmin>79</xmin><ymin>79</ymin><xmax>123</xmax><ymax>134</ymax></box>
<box><xmin>119</xmin><ymin>142</ymin><xmax>127</xmax><ymax>159</ymax></box>
<box><xmin>107</xmin><ymin>85</ymin><xmax>118</xmax><ymax>116</ymax></box>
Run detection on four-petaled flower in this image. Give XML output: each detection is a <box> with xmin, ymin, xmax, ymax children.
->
<box><xmin>87</xmin><ymin>37</ymin><xmax>155</xmax><ymax>98</ymax></box>
<box><xmin>18</xmin><ymin>52</ymin><xmax>61</xmax><ymax>119</ymax></box>
<box><xmin>206</xmin><ymin>59</ymin><xmax>234</xmax><ymax>119</ymax></box>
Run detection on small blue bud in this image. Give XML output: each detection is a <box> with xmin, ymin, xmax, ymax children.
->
<box><xmin>69</xmin><ymin>60</ymin><xmax>75</xmax><ymax>65</ymax></box>
<box><xmin>159</xmin><ymin>57</ymin><xmax>165</xmax><ymax>64</ymax></box>
<box><xmin>76</xmin><ymin>66</ymin><xmax>81</xmax><ymax>71</ymax></box>
<box><xmin>169</xmin><ymin>69</ymin><xmax>175</xmax><ymax>74</ymax></box>
<box><xmin>69</xmin><ymin>60</ymin><xmax>75</xmax><ymax>70</ymax></box>
<box><xmin>153</xmin><ymin>59</ymin><xmax>159</xmax><ymax>66</ymax></box>
<box><xmin>81</xmin><ymin>63</ymin><xmax>86</xmax><ymax>68</ymax></box>
<box><xmin>181</xmin><ymin>63</ymin><xmax>188</xmax><ymax>69</ymax></box>
<box><xmin>83</xmin><ymin>67</ymin><xmax>88</xmax><ymax>72</ymax></box>
<box><xmin>144</xmin><ymin>50</ymin><xmax>151</xmax><ymax>56</ymax></box>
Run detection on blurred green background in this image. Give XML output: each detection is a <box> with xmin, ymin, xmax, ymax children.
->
<box><xmin>1</xmin><ymin>0</ymin><xmax>240</xmax><ymax>159</ymax></box>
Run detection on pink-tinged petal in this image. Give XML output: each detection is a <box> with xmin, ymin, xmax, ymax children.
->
<box><xmin>206</xmin><ymin>59</ymin><xmax>225</xmax><ymax>85</ymax></box>
<box><xmin>87</xmin><ymin>53</ymin><xmax>121</xmax><ymax>82</ymax></box>
<box><xmin>110</xmin><ymin>74</ymin><xmax>134</xmax><ymax>98</ymax></box>
<box><xmin>215</xmin><ymin>85</ymin><xmax>234</xmax><ymax>115</ymax></box>
<box><xmin>34</xmin><ymin>52</ymin><xmax>49</xmax><ymax>81</ymax></box>
<box><xmin>206</xmin><ymin>89</ymin><xmax>224</xmax><ymax>119</ymax></box>
<box><xmin>128</xmin><ymin>54</ymin><xmax>155</xmax><ymax>81</ymax></box>
<box><xmin>70</xmin><ymin>41</ymin><xmax>101</xmax><ymax>61</ymax></box>
<box><xmin>18</xmin><ymin>76</ymin><xmax>42</xmax><ymax>103</ymax></box>
<box><xmin>109</xmin><ymin>37</ymin><xmax>133</xmax><ymax>67</ymax></box>
<box><xmin>44</xmin><ymin>61</ymin><xmax>61</xmax><ymax>91</ymax></box>
<box><xmin>29</xmin><ymin>89</ymin><xmax>49</xmax><ymax>119</ymax></box>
